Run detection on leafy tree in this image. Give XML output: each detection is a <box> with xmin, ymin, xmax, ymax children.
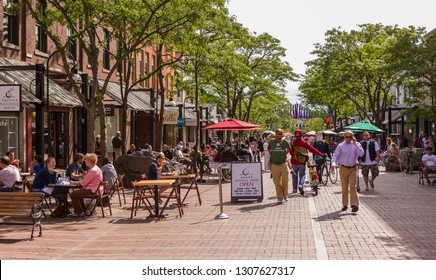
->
<box><xmin>394</xmin><ymin>28</ymin><xmax>436</xmax><ymax>123</ymax></box>
<box><xmin>300</xmin><ymin>24</ymin><xmax>425</xmax><ymax>128</ymax></box>
<box><xmin>305</xmin><ymin>118</ymin><xmax>326</xmax><ymax>132</ymax></box>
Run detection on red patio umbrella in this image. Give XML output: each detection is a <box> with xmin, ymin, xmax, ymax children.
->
<box><xmin>202</xmin><ymin>118</ymin><xmax>261</xmax><ymax>131</ymax></box>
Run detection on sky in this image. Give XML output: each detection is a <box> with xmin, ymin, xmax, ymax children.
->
<box><xmin>227</xmin><ymin>0</ymin><xmax>436</xmax><ymax>103</ymax></box>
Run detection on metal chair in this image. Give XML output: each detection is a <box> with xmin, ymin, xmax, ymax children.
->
<box><xmin>107</xmin><ymin>174</ymin><xmax>126</xmax><ymax>207</ymax></box>
<box><xmin>85</xmin><ymin>181</ymin><xmax>112</xmax><ymax>218</ymax></box>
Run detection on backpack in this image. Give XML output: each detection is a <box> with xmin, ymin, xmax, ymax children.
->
<box><xmin>292</xmin><ymin>145</ymin><xmax>309</xmax><ymax>163</ymax></box>
<box><xmin>314</xmin><ymin>140</ymin><xmax>328</xmax><ymax>154</ymax></box>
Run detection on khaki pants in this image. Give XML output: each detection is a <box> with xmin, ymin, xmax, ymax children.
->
<box><xmin>339</xmin><ymin>166</ymin><xmax>359</xmax><ymax>207</ymax></box>
<box><xmin>270</xmin><ymin>163</ymin><xmax>289</xmax><ymax>200</ymax></box>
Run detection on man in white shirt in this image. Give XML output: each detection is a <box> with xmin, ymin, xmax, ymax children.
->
<box><xmin>422</xmin><ymin>146</ymin><xmax>436</xmax><ymax>185</ymax></box>
<box><xmin>358</xmin><ymin>131</ymin><xmax>381</xmax><ymax>191</ymax></box>
<box><xmin>0</xmin><ymin>156</ymin><xmax>21</xmax><ymax>192</ymax></box>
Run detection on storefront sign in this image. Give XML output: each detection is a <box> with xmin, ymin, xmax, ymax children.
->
<box><xmin>0</xmin><ymin>85</ymin><xmax>21</xmax><ymax>112</ymax></box>
<box><xmin>95</xmin><ymin>104</ymin><xmax>115</xmax><ymax>116</ymax></box>
<box><xmin>177</xmin><ymin>117</ymin><xmax>185</xmax><ymax>127</ymax></box>
<box><xmin>163</xmin><ymin>111</ymin><xmax>178</xmax><ymax>124</ymax></box>
<box><xmin>231</xmin><ymin>162</ymin><xmax>263</xmax><ymax>203</ymax></box>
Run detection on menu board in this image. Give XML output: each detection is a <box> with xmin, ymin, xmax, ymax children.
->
<box><xmin>231</xmin><ymin>162</ymin><xmax>263</xmax><ymax>203</ymax></box>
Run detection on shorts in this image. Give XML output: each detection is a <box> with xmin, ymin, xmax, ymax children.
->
<box><xmin>361</xmin><ymin>164</ymin><xmax>379</xmax><ymax>177</ymax></box>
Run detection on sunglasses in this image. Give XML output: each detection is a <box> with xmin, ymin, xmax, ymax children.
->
<box><xmin>344</xmin><ymin>136</ymin><xmax>353</xmax><ymax>138</ymax></box>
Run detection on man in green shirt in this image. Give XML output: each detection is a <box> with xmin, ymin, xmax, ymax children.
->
<box><xmin>268</xmin><ymin>129</ymin><xmax>291</xmax><ymax>204</ymax></box>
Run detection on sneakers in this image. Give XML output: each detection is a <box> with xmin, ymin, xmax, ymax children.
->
<box><xmin>284</xmin><ymin>196</ymin><xmax>289</xmax><ymax>201</ymax></box>
<box><xmin>351</xmin><ymin>205</ymin><xmax>359</xmax><ymax>213</ymax></box>
<box><xmin>277</xmin><ymin>199</ymin><xmax>284</xmax><ymax>204</ymax></box>
<box><xmin>341</xmin><ymin>206</ymin><xmax>348</xmax><ymax>211</ymax></box>
<box><xmin>370</xmin><ymin>181</ymin><xmax>375</xmax><ymax>189</ymax></box>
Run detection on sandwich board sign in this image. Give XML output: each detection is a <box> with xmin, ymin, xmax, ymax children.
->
<box><xmin>231</xmin><ymin>162</ymin><xmax>263</xmax><ymax>203</ymax></box>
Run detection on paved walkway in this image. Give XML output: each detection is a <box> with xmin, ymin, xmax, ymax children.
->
<box><xmin>1</xmin><ymin>167</ymin><xmax>436</xmax><ymax>260</ymax></box>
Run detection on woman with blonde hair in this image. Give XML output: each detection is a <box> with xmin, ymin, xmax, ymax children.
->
<box><xmin>381</xmin><ymin>137</ymin><xmax>393</xmax><ymax>167</ymax></box>
<box><xmin>69</xmin><ymin>153</ymin><xmax>103</xmax><ymax>217</ymax></box>
<box><xmin>390</xmin><ymin>143</ymin><xmax>403</xmax><ymax>172</ymax></box>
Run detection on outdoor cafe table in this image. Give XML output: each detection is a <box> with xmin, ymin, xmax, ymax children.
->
<box><xmin>131</xmin><ymin>179</ymin><xmax>176</xmax><ymax>220</ymax></box>
<box><xmin>47</xmin><ymin>183</ymin><xmax>81</xmax><ymax>217</ymax></box>
<box><xmin>160</xmin><ymin>173</ymin><xmax>201</xmax><ymax>205</ymax></box>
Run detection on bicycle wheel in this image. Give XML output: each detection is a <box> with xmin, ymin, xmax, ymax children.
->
<box><xmin>321</xmin><ymin>165</ymin><xmax>328</xmax><ymax>185</ymax></box>
<box><xmin>329</xmin><ymin>164</ymin><xmax>338</xmax><ymax>184</ymax></box>
<box><xmin>408</xmin><ymin>159</ymin><xmax>414</xmax><ymax>174</ymax></box>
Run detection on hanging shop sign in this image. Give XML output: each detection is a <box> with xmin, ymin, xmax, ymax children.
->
<box><xmin>0</xmin><ymin>85</ymin><xmax>21</xmax><ymax>112</ymax></box>
<box><xmin>163</xmin><ymin>111</ymin><xmax>178</xmax><ymax>125</ymax></box>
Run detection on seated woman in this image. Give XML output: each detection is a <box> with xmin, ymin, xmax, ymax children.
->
<box><xmin>29</xmin><ymin>155</ymin><xmax>43</xmax><ymax>175</ymax></box>
<box><xmin>381</xmin><ymin>137</ymin><xmax>393</xmax><ymax>167</ymax></box>
<box><xmin>69</xmin><ymin>153</ymin><xmax>103</xmax><ymax>217</ymax></box>
<box><xmin>101</xmin><ymin>157</ymin><xmax>117</xmax><ymax>190</ymax></box>
<box><xmin>66</xmin><ymin>153</ymin><xmax>86</xmax><ymax>181</ymax></box>
<box><xmin>389</xmin><ymin>143</ymin><xmax>403</xmax><ymax>172</ymax></box>
<box><xmin>32</xmin><ymin>157</ymin><xmax>66</xmax><ymax>215</ymax></box>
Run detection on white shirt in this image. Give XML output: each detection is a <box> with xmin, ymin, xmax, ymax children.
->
<box><xmin>0</xmin><ymin>165</ymin><xmax>21</xmax><ymax>188</ymax></box>
<box><xmin>422</xmin><ymin>153</ymin><xmax>436</xmax><ymax>170</ymax></box>
<box><xmin>362</xmin><ymin>140</ymin><xmax>380</xmax><ymax>165</ymax></box>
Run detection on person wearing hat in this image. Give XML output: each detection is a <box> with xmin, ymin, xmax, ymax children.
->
<box><xmin>290</xmin><ymin>129</ymin><xmax>323</xmax><ymax>195</ymax></box>
<box><xmin>331</xmin><ymin>130</ymin><xmax>364</xmax><ymax>213</ymax></box>
<box><xmin>268</xmin><ymin>129</ymin><xmax>291</xmax><ymax>204</ymax></box>
<box><xmin>422</xmin><ymin>146</ymin><xmax>436</xmax><ymax>185</ymax></box>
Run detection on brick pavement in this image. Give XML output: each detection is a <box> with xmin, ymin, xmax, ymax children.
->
<box><xmin>1</xmin><ymin>167</ymin><xmax>436</xmax><ymax>260</ymax></box>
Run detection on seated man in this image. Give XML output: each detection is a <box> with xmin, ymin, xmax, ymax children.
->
<box><xmin>101</xmin><ymin>157</ymin><xmax>118</xmax><ymax>190</ymax></box>
<box><xmin>162</xmin><ymin>144</ymin><xmax>174</xmax><ymax>160</ymax></box>
<box><xmin>66</xmin><ymin>153</ymin><xmax>86</xmax><ymax>180</ymax></box>
<box><xmin>422</xmin><ymin>146</ymin><xmax>436</xmax><ymax>185</ymax></box>
<box><xmin>220</xmin><ymin>146</ymin><xmax>238</xmax><ymax>162</ymax></box>
<box><xmin>147</xmin><ymin>153</ymin><xmax>165</xmax><ymax>180</ymax></box>
<box><xmin>236</xmin><ymin>143</ymin><xmax>252</xmax><ymax>162</ymax></box>
<box><xmin>0</xmin><ymin>156</ymin><xmax>21</xmax><ymax>192</ymax></box>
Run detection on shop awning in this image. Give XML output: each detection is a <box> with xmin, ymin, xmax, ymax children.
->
<box><xmin>382</xmin><ymin>103</ymin><xmax>419</xmax><ymax>125</ymax></box>
<box><xmin>0</xmin><ymin>58</ymin><xmax>82</xmax><ymax>107</ymax></box>
<box><xmin>99</xmin><ymin>80</ymin><xmax>154</xmax><ymax>112</ymax></box>
<box><xmin>0</xmin><ymin>74</ymin><xmax>41</xmax><ymax>105</ymax></box>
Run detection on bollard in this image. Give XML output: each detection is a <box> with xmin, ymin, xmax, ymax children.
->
<box><xmin>215</xmin><ymin>166</ymin><xmax>229</xmax><ymax>219</ymax></box>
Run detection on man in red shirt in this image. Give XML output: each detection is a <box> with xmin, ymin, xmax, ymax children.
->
<box><xmin>290</xmin><ymin>130</ymin><xmax>323</xmax><ymax>195</ymax></box>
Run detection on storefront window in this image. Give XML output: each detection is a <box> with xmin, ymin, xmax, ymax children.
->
<box><xmin>0</xmin><ymin>116</ymin><xmax>18</xmax><ymax>155</ymax></box>
<box><xmin>95</xmin><ymin>115</ymin><xmax>119</xmax><ymax>156</ymax></box>
<box><xmin>164</xmin><ymin>126</ymin><xmax>177</xmax><ymax>147</ymax></box>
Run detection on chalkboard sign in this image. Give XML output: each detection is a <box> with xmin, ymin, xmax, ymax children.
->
<box><xmin>231</xmin><ymin>162</ymin><xmax>263</xmax><ymax>203</ymax></box>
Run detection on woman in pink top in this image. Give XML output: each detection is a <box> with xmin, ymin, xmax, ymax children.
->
<box><xmin>69</xmin><ymin>153</ymin><xmax>103</xmax><ymax>217</ymax></box>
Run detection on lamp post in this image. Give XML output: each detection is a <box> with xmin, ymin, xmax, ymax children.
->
<box><xmin>46</xmin><ymin>50</ymin><xmax>61</xmax><ymax>158</ymax></box>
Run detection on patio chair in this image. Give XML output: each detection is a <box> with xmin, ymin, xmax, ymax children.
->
<box><xmin>106</xmin><ymin>174</ymin><xmax>126</xmax><ymax>207</ymax></box>
<box><xmin>85</xmin><ymin>181</ymin><xmax>112</xmax><ymax>218</ymax></box>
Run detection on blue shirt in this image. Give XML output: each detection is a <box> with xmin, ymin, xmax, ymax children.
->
<box><xmin>32</xmin><ymin>167</ymin><xmax>57</xmax><ymax>190</ymax></box>
<box><xmin>332</xmin><ymin>141</ymin><xmax>364</xmax><ymax>167</ymax></box>
<box><xmin>147</xmin><ymin>161</ymin><xmax>159</xmax><ymax>180</ymax></box>
<box><xmin>66</xmin><ymin>163</ymin><xmax>83</xmax><ymax>180</ymax></box>
<box><xmin>33</xmin><ymin>163</ymin><xmax>43</xmax><ymax>174</ymax></box>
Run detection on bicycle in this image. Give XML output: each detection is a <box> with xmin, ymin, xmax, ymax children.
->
<box><xmin>405</xmin><ymin>147</ymin><xmax>414</xmax><ymax>174</ymax></box>
<box><xmin>317</xmin><ymin>157</ymin><xmax>338</xmax><ymax>185</ymax></box>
